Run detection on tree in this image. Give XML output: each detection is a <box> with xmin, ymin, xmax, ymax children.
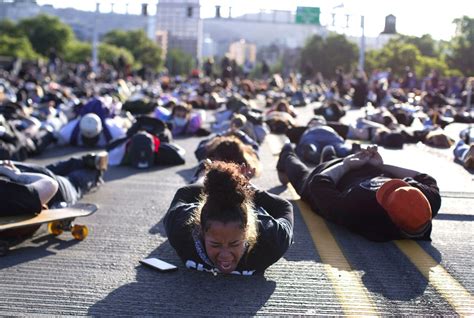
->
<box><xmin>299</xmin><ymin>33</ymin><xmax>358</xmax><ymax>78</ymax></box>
<box><xmin>63</xmin><ymin>41</ymin><xmax>92</xmax><ymax>64</ymax></box>
<box><xmin>415</xmin><ymin>55</ymin><xmax>450</xmax><ymax>78</ymax></box>
<box><xmin>324</xmin><ymin>34</ymin><xmax>358</xmax><ymax>74</ymax></box>
<box><xmin>446</xmin><ymin>16</ymin><xmax>474</xmax><ymax>76</ymax></box>
<box><xmin>18</xmin><ymin>14</ymin><xmax>74</xmax><ymax>56</ymax></box>
<box><xmin>0</xmin><ymin>35</ymin><xmax>39</xmax><ymax>60</ymax></box>
<box><xmin>396</xmin><ymin>34</ymin><xmax>438</xmax><ymax>57</ymax></box>
<box><xmin>165</xmin><ymin>48</ymin><xmax>194</xmax><ymax>75</ymax></box>
<box><xmin>63</xmin><ymin>41</ymin><xmax>135</xmax><ymax>67</ymax></box>
<box><xmin>375</xmin><ymin>40</ymin><xmax>421</xmax><ymax>78</ymax></box>
<box><xmin>102</xmin><ymin>29</ymin><xmax>162</xmax><ymax>71</ymax></box>
<box><xmin>0</xmin><ymin>19</ymin><xmax>25</xmax><ymax>38</ymax></box>
<box><xmin>299</xmin><ymin>35</ymin><xmax>324</xmax><ymax>78</ymax></box>
<box><xmin>98</xmin><ymin>43</ymin><xmax>134</xmax><ymax>67</ymax></box>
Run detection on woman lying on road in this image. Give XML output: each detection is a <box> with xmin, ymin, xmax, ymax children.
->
<box><xmin>164</xmin><ymin>161</ymin><xmax>293</xmax><ymax>275</ymax></box>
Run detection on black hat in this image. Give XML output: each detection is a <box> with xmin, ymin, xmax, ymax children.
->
<box><xmin>128</xmin><ymin>131</ymin><xmax>157</xmax><ymax>169</ymax></box>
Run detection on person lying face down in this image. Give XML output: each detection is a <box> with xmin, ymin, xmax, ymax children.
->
<box><xmin>164</xmin><ymin>161</ymin><xmax>293</xmax><ymax>275</ymax></box>
<box><xmin>277</xmin><ymin>144</ymin><xmax>441</xmax><ymax>241</ymax></box>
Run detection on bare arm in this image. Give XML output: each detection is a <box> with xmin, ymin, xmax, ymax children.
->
<box><xmin>0</xmin><ymin>162</ymin><xmax>59</xmax><ymax>205</ymax></box>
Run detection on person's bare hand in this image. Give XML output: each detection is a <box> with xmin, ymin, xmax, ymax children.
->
<box><xmin>342</xmin><ymin>150</ymin><xmax>372</xmax><ymax>170</ymax></box>
<box><xmin>240</xmin><ymin>163</ymin><xmax>256</xmax><ymax>179</ymax></box>
<box><xmin>365</xmin><ymin>145</ymin><xmax>384</xmax><ymax>167</ymax></box>
<box><xmin>0</xmin><ymin>160</ymin><xmax>20</xmax><ymax>173</ymax></box>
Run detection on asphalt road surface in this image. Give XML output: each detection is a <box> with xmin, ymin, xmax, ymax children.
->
<box><xmin>0</xmin><ymin>104</ymin><xmax>473</xmax><ymax>316</ymax></box>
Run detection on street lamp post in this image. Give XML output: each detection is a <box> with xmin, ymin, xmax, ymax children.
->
<box><xmin>359</xmin><ymin>15</ymin><xmax>365</xmax><ymax>71</ymax></box>
<box><xmin>92</xmin><ymin>2</ymin><xmax>99</xmax><ymax>74</ymax></box>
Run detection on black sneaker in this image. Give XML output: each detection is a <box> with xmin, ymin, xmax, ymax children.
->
<box><xmin>82</xmin><ymin>151</ymin><xmax>109</xmax><ymax>172</ymax></box>
<box><xmin>276</xmin><ymin>143</ymin><xmax>296</xmax><ymax>185</ymax></box>
<box><xmin>301</xmin><ymin>143</ymin><xmax>319</xmax><ymax>164</ymax></box>
<box><xmin>320</xmin><ymin>145</ymin><xmax>337</xmax><ymax>163</ymax></box>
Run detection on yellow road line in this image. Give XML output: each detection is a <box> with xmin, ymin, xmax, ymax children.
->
<box><xmin>267</xmin><ymin>135</ymin><xmax>378</xmax><ymax>315</ymax></box>
<box><xmin>288</xmin><ymin>187</ymin><xmax>378</xmax><ymax>316</ymax></box>
<box><xmin>395</xmin><ymin>240</ymin><xmax>474</xmax><ymax>316</ymax></box>
<box><xmin>267</xmin><ymin>134</ymin><xmax>473</xmax><ymax>316</ymax></box>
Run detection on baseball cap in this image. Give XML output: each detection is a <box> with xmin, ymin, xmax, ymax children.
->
<box><xmin>128</xmin><ymin>131</ymin><xmax>159</xmax><ymax>169</ymax></box>
<box><xmin>376</xmin><ymin>179</ymin><xmax>432</xmax><ymax>234</ymax></box>
<box><xmin>80</xmin><ymin>113</ymin><xmax>102</xmax><ymax>138</ymax></box>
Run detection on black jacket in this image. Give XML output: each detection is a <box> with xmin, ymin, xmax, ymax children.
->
<box><xmin>164</xmin><ymin>185</ymin><xmax>294</xmax><ymax>275</ymax></box>
<box><xmin>302</xmin><ymin>160</ymin><xmax>441</xmax><ymax>242</ymax></box>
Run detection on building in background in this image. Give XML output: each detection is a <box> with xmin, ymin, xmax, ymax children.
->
<box><xmin>155</xmin><ymin>30</ymin><xmax>169</xmax><ymax>61</ymax></box>
<box><xmin>228</xmin><ymin>39</ymin><xmax>256</xmax><ymax>66</ymax></box>
<box><xmin>156</xmin><ymin>0</ymin><xmax>201</xmax><ymax>63</ymax></box>
<box><xmin>202</xmin><ymin>10</ymin><xmax>324</xmax><ymax>59</ymax></box>
<box><xmin>1</xmin><ymin>0</ymin><xmax>395</xmax><ymax>68</ymax></box>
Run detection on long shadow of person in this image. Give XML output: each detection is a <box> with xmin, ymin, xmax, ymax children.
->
<box><xmin>88</xmin><ymin>239</ymin><xmax>277</xmax><ymax>316</ymax></box>
<box><xmin>271</xmin><ymin>188</ymin><xmax>447</xmax><ymax>306</ymax></box>
<box><xmin>265</xmin><ymin>186</ymin><xmax>322</xmax><ymax>263</ymax></box>
<box><xmin>327</xmin><ymin>222</ymin><xmax>449</xmax><ymax>308</ymax></box>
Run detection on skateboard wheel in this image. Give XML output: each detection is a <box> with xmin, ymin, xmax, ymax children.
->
<box><xmin>71</xmin><ymin>225</ymin><xmax>88</xmax><ymax>240</ymax></box>
<box><xmin>0</xmin><ymin>241</ymin><xmax>9</xmax><ymax>256</ymax></box>
<box><xmin>48</xmin><ymin>221</ymin><xmax>63</xmax><ymax>236</ymax></box>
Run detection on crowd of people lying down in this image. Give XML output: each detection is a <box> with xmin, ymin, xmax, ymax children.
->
<box><xmin>1</xmin><ymin>60</ymin><xmax>473</xmax><ymax>275</ymax></box>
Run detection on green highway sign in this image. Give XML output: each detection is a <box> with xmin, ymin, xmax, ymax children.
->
<box><xmin>295</xmin><ymin>6</ymin><xmax>321</xmax><ymax>25</ymax></box>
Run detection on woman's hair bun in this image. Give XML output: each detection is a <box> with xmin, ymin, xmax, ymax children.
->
<box><xmin>204</xmin><ymin>161</ymin><xmax>249</xmax><ymax>207</ymax></box>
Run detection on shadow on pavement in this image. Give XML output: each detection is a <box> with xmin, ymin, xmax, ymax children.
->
<box><xmin>175</xmin><ymin>166</ymin><xmax>197</xmax><ymax>183</ymax></box>
<box><xmin>88</xmin><ymin>240</ymin><xmax>277</xmax><ymax>316</ymax></box>
<box><xmin>0</xmin><ymin>232</ymin><xmax>80</xmax><ymax>269</ymax></box>
<box><xmin>103</xmin><ymin>165</ymin><xmax>169</xmax><ymax>182</ymax></box>
<box><xmin>330</xmin><ymin>223</ymin><xmax>443</xmax><ymax>302</ymax></box>
<box><xmin>148</xmin><ymin>218</ymin><xmax>166</xmax><ymax>236</ymax></box>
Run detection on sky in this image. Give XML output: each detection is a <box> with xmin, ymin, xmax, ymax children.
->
<box><xmin>35</xmin><ymin>0</ymin><xmax>474</xmax><ymax>40</ymax></box>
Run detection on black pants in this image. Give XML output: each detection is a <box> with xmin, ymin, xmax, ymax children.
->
<box><xmin>280</xmin><ymin>150</ymin><xmax>342</xmax><ymax>203</ymax></box>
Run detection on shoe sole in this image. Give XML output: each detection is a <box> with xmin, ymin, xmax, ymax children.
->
<box><xmin>95</xmin><ymin>154</ymin><xmax>109</xmax><ymax>171</ymax></box>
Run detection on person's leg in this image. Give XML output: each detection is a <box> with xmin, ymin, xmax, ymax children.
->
<box><xmin>320</xmin><ymin>145</ymin><xmax>338</xmax><ymax>163</ymax></box>
<box><xmin>297</xmin><ymin>142</ymin><xmax>320</xmax><ymax>164</ymax></box>
<box><xmin>453</xmin><ymin>139</ymin><xmax>469</xmax><ymax>161</ymax></box>
<box><xmin>66</xmin><ymin>169</ymin><xmax>102</xmax><ymax>197</ymax></box>
<box><xmin>462</xmin><ymin>144</ymin><xmax>474</xmax><ymax>169</ymax></box>
<box><xmin>277</xmin><ymin>144</ymin><xmax>312</xmax><ymax>195</ymax></box>
<box><xmin>46</xmin><ymin>158</ymin><xmax>86</xmax><ymax>176</ymax></box>
<box><xmin>46</xmin><ymin>152</ymin><xmax>108</xmax><ymax>176</ymax></box>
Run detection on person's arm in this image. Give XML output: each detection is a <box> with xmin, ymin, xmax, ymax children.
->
<box><xmin>320</xmin><ymin>146</ymin><xmax>383</xmax><ymax>184</ymax></box>
<box><xmin>379</xmin><ymin>164</ymin><xmax>420</xmax><ymax>179</ymax></box>
<box><xmin>251</xmin><ymin>189</ymin><xmax>294</xmax><ymax>270</ymax></box>
<box><xmin>0</xmin><ymin>162</ymin><xmax>58</xmax><ymax>205</ymax></box>
<box><xmin>253</xmin><ymin>190</ymin><xmax>293</xmax><ymax>225</ymax></box>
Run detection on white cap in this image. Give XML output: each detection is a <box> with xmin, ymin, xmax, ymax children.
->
<box><xmin>79</xmin><ymin>113</ymin><xmax>102</xmax><ymax>138</ymax></box>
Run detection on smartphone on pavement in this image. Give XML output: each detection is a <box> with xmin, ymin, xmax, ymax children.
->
<box><xmin>139</xmin><ymin>258</ymin><xmax>178</xmax><ymax>272</ymax></box>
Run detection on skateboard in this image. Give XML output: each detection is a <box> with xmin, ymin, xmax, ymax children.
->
<box><xmin>0</xmin><ymin>203</ymin><xmax>98</xmax><ymax>256</ymax></box>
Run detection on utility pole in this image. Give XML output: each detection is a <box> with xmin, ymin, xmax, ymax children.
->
<box><xmin>359</xmin><ymin>15</ymin><xmax>365</xmax><ymax>71</ymax></box>
<box><xmin>92</xmin><ymin>2</ymin><xmax>99</xmax><ymax>74</ymax></box>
